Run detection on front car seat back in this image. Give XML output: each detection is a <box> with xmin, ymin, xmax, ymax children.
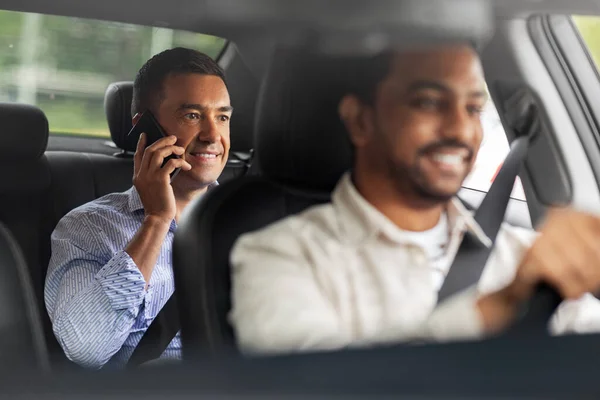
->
<box><xmin>173</xmin><ymin>47</ymin><xmax>358</xmax><ymax>359</ymax></box>
<box><xmin>0</xmin><ymin>221</ymin><xmax>49</xmax><ymax>371</ymax></box>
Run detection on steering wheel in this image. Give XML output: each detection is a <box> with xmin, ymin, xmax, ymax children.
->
<box><xmin>503</xmin><ymin>283</ymin><xmax>563</xmax><ymax>337</ymax></box>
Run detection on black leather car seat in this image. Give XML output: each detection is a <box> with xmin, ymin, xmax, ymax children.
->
<box><xmin>0</xmin><ymin>103</ymin><xmax>53</xmax><ymax>327</ymax></box>
<box><xmin>0</xmin><ymin>221</ymin><xmax>49</xmax><ymax>371</ymax></box>
<box><xmin>173</xmin><ymin>47</ymin><xmax>356</xmax><ymax>358</ymax></box>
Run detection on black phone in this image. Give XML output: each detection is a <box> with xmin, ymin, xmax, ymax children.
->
<box><xmin>127</xmin><ymin>110</ymin><xmax>181</xmax><ymax>182</ymax></box>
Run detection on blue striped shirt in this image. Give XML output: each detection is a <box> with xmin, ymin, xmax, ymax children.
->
<box><xmin>45</xmin><ymin>187</ymin><xmax>185</xmax><ymax>369</ymax></box>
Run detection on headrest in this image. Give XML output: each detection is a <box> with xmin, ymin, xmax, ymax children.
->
<box><xmin>104</xmin><ymin>81</ymin><xmax>134</xmax><ymax>152</ymax></box>
<box><xmin>0</xmin><ymin>103</ymin><xmax>48</xmax><ymax>161</ymax></box>
<box><xmin>254</xmin><ymin>47</ymin><xmax>354</xmax><ymax>192</ymax></box>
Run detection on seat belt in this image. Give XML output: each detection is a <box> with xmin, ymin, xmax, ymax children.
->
<box><xmin>437</xmin><ymin>134</ymin><xmax>531</xmax><ymax>303</ymax></box>
<box><xmin>125</xmin><ymin>293</ymin><xmax>179</xmax><ymax>368</ymax></box>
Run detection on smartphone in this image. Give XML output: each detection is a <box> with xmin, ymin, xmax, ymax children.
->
<box><xmin>127</xmin><ymin>110</ymin><xmax>181</xmax><ymax>182</ymax></box>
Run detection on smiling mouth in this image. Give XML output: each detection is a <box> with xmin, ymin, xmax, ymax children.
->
<box><xmin>423</xmin><ymin>149</ymin><xmax>473</xmax><ymax>175</ymax></box>
<box><xmin>189</xmin><ymin>151</ymin><xmax>221</xmax><ymax>159</ymax></box>
<box><xmin>431</xmin><ymin>153</ymin><xmax>466</xmax><ymax>166</ymax></box>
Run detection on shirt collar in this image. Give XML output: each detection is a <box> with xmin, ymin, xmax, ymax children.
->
<box><xmin>332</xmin><ymin>172</ymin><xmax>491</xmax><ymax>248</ymax></box>
<box><xmin>128</xmin><ymin>186</ymin><xmax>144</xmax><ymax>213</ymax></box>
<box><xmin>127</xmin><ymin>181</ymin><xmax>219</xmax><ymax>213</ymax></box>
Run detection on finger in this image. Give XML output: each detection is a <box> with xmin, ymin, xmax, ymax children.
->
<box><xmin>163</xmin><ymin>158</ymin><xmax>192</xmax><ymax>175</ymax></box>
<box><xmin>512</xmin><ymin>250</ymin><xmax>540</xmax><ymax>300</ymax></box>
<box><xmin>546</xmin><ymin>268</ymin><xmax>587</xmax><ymax>300</ymax></box>
<box><xmin>545</xmin><ymin>242</ymin><xmax>590</xmax><ymax>300</ymax></box>
<box><xmin>145</xmin><ymin>134</ymin><xmax>178</xmax><ymax>153</ymax></box>
<box><xmin>581</xmin><ymin>211</ymin><xmax>600</xmax><ymax>236</ymax></box>
<box><xmin>564</xmin><ymin>218</ymin><xmax>600</xmax><ymax>294</ymax></box>
<box><xmin>133</xmin><ymin>133</ymin><xmax>146</xmax><ymax>175</ymax></box>
<box><xmin>540</xmin><ymin>262</ymin><xmax>581</xmax><ymax>300</ymax></box>
<box><xmin>148</xmin><ymin>146</ymin><xmax>186</xmax><ymax>169</ymax></box>
<box><xmin>555</xmin><ymin>208</ymin><xmax>600</xmax><ymax>236</ymax></box>
<box><xmin>528</xmin><ymin>233</ymin><xmax>579</xmax><ymax>299</ymax></box>
<box><xmin>141</xmin><ymin>135</ymin><xmax>178</xmax><ymax>171</ymax></box>
<box><xmin>536</xmin><ymin>207</ymin><xmax>564</xmax><ymax>231</ymax></box>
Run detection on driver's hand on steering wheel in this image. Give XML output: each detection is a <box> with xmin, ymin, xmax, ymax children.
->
<box><xmin>477</xmin><ymin>208</ymin><xmax>600</xmax><ymax>334</ymax></box>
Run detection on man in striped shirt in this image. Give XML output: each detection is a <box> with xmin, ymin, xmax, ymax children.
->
<box><xmin>45</xmin><ymin>48</ymin><xmax>233</xmax><ymax>369</ymax></box>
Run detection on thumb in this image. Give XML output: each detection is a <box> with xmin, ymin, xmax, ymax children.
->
<box><xmin>511</xmin><ymin>252</ymin><xmax>539</xmax><ymax>302</ymax></box>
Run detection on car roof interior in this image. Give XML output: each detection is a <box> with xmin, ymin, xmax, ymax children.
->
<box><xmin>2</xmin><ymin>0</ymin><xmax>600</xmax><ymax>396</ymax></box>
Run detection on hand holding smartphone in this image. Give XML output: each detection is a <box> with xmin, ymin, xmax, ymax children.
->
<box><xmin>127</xmin><ymin>111</ymin><xmax>182</xmax><ymax>182</ymax></box>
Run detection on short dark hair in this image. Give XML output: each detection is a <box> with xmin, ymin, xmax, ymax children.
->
<box><xmin>347</xmin><ymin>51</ymin><xmax>394</xmax><ymax>106</ymax></box>
<box><xmin>348</xmin><ymin>42</ymin><xmax>479</xmax><ymax>106</ymax></box>
<box><xmin>131</xmin><ymin>47</ymin><xmax>227</xmax><ymax>116</ymax></box>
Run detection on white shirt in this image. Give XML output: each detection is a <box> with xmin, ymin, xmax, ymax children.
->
<box><xmin>404</xmin><ymin>212</ymin><xmax>451</xmax><ymax>290</ymax></box>
<box><xmin>229</xmin><ymin>173</ymin><xmax>600</xmax><ymax>355</ymax></box>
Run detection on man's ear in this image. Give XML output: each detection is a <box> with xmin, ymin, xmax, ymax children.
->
<box><xmin>132</xmin><ymin>112</ymin><xmax>142</xmax><ymax>126</ymax></box>
<box><xmin>339</xmin><ymin>94</ymin><xmax>371</xmax><ymax>147</ymax></box>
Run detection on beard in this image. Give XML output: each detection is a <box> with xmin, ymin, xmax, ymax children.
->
<box><xmin>386</xmin><ymin>156</ymin><xmax>458</xmax><ymax>203</ymax></box>
<box><xmin>388</xmin><ymin>161</ymin><xmax>458</xmax><ymax>204</ymax></box>
<box><xmin>380</xmin><ymin>139</ymin><xmax>474</xmax><ymax>204</ymax></box>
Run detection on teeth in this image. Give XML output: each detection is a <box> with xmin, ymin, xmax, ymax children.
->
<box><xmin>432</xmin><ymin>153</ymin><xmax>463</xmax><ymax>165</ymax></box>
<box><xmin>198</xmin><ymin>153</ymin><xmax>216</xmax><ymax>158</ymax></box>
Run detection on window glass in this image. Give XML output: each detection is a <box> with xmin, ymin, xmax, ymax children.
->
<box><xmin>461</xmin><ymin>99</ymin><xmax>527</xmax><ymax>201</ymax></box>
<box><xmin>0</xmin><ymin>10</ymin><xmax>226</xmax><ymax>138</ymax></box>
<box><xmin>573</xmin><ymin>15</ymin><xmax>600</xmax><ymax>69</ymax></box>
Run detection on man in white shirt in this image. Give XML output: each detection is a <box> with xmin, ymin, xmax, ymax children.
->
<box><xmin>229</xmin><ymin>44</ymin><xmax>600</xmax><ymax>355</ymax></box>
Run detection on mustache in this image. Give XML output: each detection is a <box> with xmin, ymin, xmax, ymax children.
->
<box><xmin>417</xmin><ymin>139</ymin><xmax>474</xmax><ymax>160</ymax></box>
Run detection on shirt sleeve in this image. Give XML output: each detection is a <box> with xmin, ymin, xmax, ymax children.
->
<box><xmin>44</xmin><ymin>211</ymin><xmax>147</xmax><ymax>369</ymax></box>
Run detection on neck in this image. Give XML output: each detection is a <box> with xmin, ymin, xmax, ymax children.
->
<box><xmin>352</xmin><ymin>168</ymin><xmax>446</xmax><ymax>232</ymax></box>
<box><xmin>172</xmin><ymin>184</ymin><xmax>208</xmax><ymax>222</ymax></box>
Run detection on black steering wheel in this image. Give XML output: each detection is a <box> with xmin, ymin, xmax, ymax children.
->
<box><xmin>503</xmin><ymin>283</ymin><xmax>563</xmax><ymax>337</ymax></box>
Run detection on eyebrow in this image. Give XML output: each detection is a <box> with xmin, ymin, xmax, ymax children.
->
<box><xmin>178</xmin><ymin>103</ymin><xmax>234</xmax><ymax>113</ymax></box>
<box><xmin>407</xmin><ymin>80</ymin><xmax>487</xmax><ymax>99</ymax></box>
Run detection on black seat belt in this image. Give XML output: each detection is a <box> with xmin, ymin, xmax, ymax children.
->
<box><xmin>125</xmin><ymin>294</ymin><xmax>179</xmax><ymax>368</ymax></box>
<box><xmin>437</xmin><ymin>116</ymin><xmax>535</xmax><ymax>302</ymax></box>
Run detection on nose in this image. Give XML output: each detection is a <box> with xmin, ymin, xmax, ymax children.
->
<box><xmin>197</xmin><ymin>117</ymin><xmax>220</xmax><ymax>144</ymax></box>
<box><xmin>442</xmin><ymin>104</ymin><xmax>479</xmax><ymax>144</ymax></box>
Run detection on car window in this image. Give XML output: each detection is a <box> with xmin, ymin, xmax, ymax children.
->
<box><xmin>0</xmin><ymin>10</ymin><xmax>225</xmax><ymax>138</ymax></box>
<box><xmin>461</xmin><ymin>99</ymin><xmax>527</xmax><ymax>201</ymax></box>
<box><xmin>573</xmin><ymin>15</ymin><xmax>600</xmax><ymax>69</ymax></box>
